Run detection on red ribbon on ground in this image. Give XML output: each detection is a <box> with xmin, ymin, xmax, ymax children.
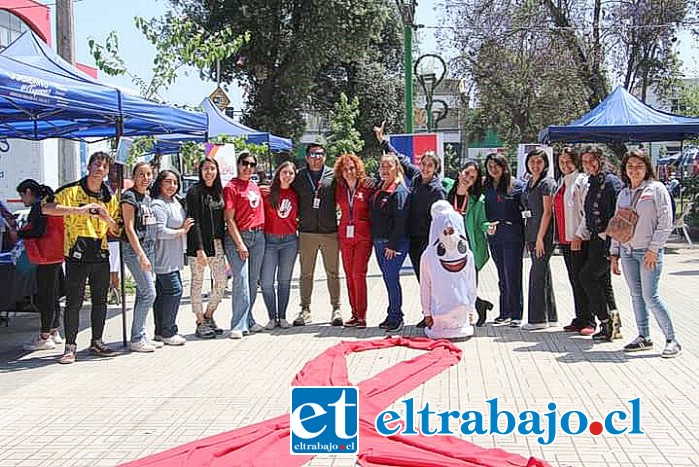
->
<box><xmin>120</xmin><ymin>337</ymin><xmax>549</xmax><ymax>467</ymax></box>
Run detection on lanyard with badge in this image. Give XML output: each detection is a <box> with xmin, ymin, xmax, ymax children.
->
<box><xmin>307</xmin><ymin>170</ymin><xmax>323</xmax><ymax>209</ymax></box>
<box><xmin>453</xmin><ymin>193</ymin><xmax>469</xmax><ymax>214</ymax></box>
<box><xmin>346</xmin><ymin>184</ymin><xmax>357</xmax><ymax>238</ymax></box>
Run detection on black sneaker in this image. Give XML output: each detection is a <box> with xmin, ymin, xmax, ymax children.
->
<box><xmin>416</xmin><ymin>318</ymin><xmax>427</xmax><ymax>328</ymax></box>
<box><xmin>494</xmin><ymin>316</ymin><xmax>511</xmax><ymax>325</ymax></box>
<box><xmin>378</xmin><ymin>317</ymin><xmax>391</xmax><ymax>329</ymax></box>
<box><xmin>384</xmin><ymin>320</ymin><xmax>404</xmax><ymax>333</ymax></box>
<box><xmin>623</xmin><ymin>336</ymin><xmax>653</xmax><ymax>352</ymax></box>
<box><xmin>205</xmin><ymin>317</ymin><xmax>224</xmax><ymax>335</ymax></box>
<box><xmin>89</xmin><ymin>339</ymin><xmax>116</xmax><ymax>357</ymax></box>
<box><xmin>196</xmin><ymin>322</ymin><xmax>216</xmax><ymax>339</ymax></box>
<box><xmin>592</xmin><ymin>320</ymin><xmax>612</xmax><ymax>342</ymax></box>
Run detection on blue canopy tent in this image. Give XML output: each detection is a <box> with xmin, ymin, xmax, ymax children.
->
<box><xmin>538</xmin><ymin>86</ymin><xmax>699</xmax><ymax>144</ymax></box>
<box><xmin>0</xmin><ymin>31</ymin><xmax>208</xmax><ymax>140</ymax></box>
<box><xmin>151</xmin><ymin>98</ymin><xmax>292</xmax><ymax>154</ymax></box>
<box><xmin>0</xmin><ymin>31</ymin><xmax>208</xmax><ymax>347</ymax></box>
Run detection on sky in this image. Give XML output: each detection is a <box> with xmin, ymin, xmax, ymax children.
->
<box><xmin>38</xmin><ymin>0</ymin><xmax>699</xmax><ymax>112</ymax></box>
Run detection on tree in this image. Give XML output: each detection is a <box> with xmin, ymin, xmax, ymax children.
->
<box><xmin>89</xmin><ymin>12</ymin><xmax>247</xmax><ymax>101</ymax></box>
<box><xmin>168</xmin><ymin>0</ymin><xmax>402</xmax><ymax>143</ymax></box>
<box><xmin>324</xmin><ymin>93</ymin><xmax>364</xmax><ymax>166</ymax></box>
<box><xmin>440</xmin><ymin>0</ymin><xmax>697</xmax><ymax>147</ymax></box>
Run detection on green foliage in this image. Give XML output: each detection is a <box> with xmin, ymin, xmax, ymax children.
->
<box><xmin>678</xmin><ymin>85</ymin><xmax>699</xmax><ymax>146</ymax></box>
<box><xmin>443</xmin><ymin>144</ymin><xmax>461</xmax><ymax>179</ymax></box>
<box><xmin>325</xmin><ymin>93</ymin><xmax>364</xmax><ymax>166</ymax></box>
<box><xmin>171</xmin><ymin>0</ymin><xmax>403</xmax><ymax>144</ymax></box>
<box><xmin>88</xmin><ymin>11</ymin><xmax>247</xmax><ymax>100</ymax></box>
<box><xmin>441</xmin><ymin>0</ymin><xmax>695</xmax><ymax>146</ymax></box>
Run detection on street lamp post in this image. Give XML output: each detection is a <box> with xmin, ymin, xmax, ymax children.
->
<box><xmin>414</xmin><ymin>54</ymin><xmax>448</xmax><ymax>132</ymax></box>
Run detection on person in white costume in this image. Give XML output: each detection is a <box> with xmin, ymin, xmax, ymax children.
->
<box><xmin>420</xmin><ymin>200</ymin><xmax>477</xmax><ymax>339</ymax></box>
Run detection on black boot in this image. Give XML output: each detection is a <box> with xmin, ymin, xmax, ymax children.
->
<box><xmin>592</xmin><ymin>320</ymin><xmax>613</xmax><ymax>342</ymax></box>
<box><xmin>475</xmin><ymin>298</ymin><xmax>493</xmax><ymax>327</ymax></box>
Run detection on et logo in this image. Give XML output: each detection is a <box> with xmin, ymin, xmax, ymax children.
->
<box><xmin>290</xmin><ymin>386</ymin><xmax>359</xmax><ymax>455</ymax></box>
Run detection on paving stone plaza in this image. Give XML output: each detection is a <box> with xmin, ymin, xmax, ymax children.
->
<box><xmin>1</xmin><ymin>241</ymin><xmax>697</xmax><ymax>467</ymax></box>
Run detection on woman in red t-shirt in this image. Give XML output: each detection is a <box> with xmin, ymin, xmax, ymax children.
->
<box><xmin>334</xmin><ymin>153</ymin><xmax>374</xmax><ymax>327</ymax></box>
<box><xmin>223</xmin><ymin>151</ymin><xmax>266</xmax><ymax>338</ymax></box>
<box><xmin>260</xmin><ymin>161</ymin><xmax>299</xmax><ymax>329</ymax></box>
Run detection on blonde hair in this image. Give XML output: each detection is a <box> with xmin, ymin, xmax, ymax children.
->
<box><xmin>381</xmin><ymin>153</ymin><xmax>405</xmax><ymax>185</ymax></box>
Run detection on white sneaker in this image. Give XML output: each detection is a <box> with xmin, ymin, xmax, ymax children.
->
<box><xmin>264</xmin><ymin>320</ymin><xmax>276</xmax><ymax>331</ymax></box>
<box><xmin>509</xmin><ymin>320</ymin><xmax>522</xmax><ymax>328</ymax></box>
<box><xmin>129</xmin><ymin>339</ymin><xmax>156</xmax><ymax>353</ymax></box>
<box><xmin>23</xmin><ymin>334</ymin><xmax>56</xmax><ymax>351</ymax></box>
<box><xmin>249</xmin><ymin>323</ymin><xmax>264</xmax><ymax>333</ymax></box>
<box><xmin>162</xmin><ymin>335</ymin><xmax>186</xmax><ymax>346</ymax></box>
<box><xmin>279</xmin><ymin>319</ymin><xmax>291</xmax><ymax>329</ymax></box>
<box><xmin>147</xmin><ymin>338</ymin><xmax>164</xmax><ymax>349</ymax></box>
<box><xmin>50</xmin><ymin>330</ymin><xmax>63</xmax><ymax>344</ymax></box>
<box><xmin>548</xmin><ymin>321</ymin><xmax>558</xmax><ymax>328</ymax></box>
<box><xmin>228</xmin><ymin>330</ymin><xmax>244</xmax><ymax>339</ymax></box>
<box><xmin>522</xmin><ymin>322</ymin><xmax>548</xmax><ymax>331</ymax></box>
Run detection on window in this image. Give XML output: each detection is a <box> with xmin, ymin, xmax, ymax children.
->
<box><xmin>0</xmin><ymin>9</ymin><xmax>29</xmax><ymax>50</ymax></box>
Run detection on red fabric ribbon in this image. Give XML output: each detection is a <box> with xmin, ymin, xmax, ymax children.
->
<box><xmin>120</xmin><ymin>337</ymin><xmax>549</xmax><ymax>467</ymax></box>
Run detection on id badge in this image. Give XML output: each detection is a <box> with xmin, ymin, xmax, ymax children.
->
<box><xmin>521</xmin><ymin>210</ymin><xmax>532</xmax><ymax>219</ymax></box>
<box><xmin>313</xmin><ymin>197</ymin><xmax>321</xmax><ymax>209</ymax></box>
<box><xmin>346</xmin><ymin>225</ymin><xmax>355</xmax><ymax>238</ymax></box>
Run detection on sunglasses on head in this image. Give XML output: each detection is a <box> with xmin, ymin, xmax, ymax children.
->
<box><xmin>308</xmin><ymin>152</ymin><xmax>326</xmax><ymax>159</ymax></box>
<box><xmin>240</xmin><ymin>160</ymin><xmax>257</xmax><ymax>168</ymax></box>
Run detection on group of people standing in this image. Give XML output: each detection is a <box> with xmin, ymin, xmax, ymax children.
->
<box><xmin>15</xmin><ymin>134</ymin><xmax>682</xmax><ymax>364</ymax></box>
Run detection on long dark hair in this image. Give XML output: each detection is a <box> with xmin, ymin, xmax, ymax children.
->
<box><xmin>152</xmin><ymin>169</ymin><xmax>181</xmax><ymax>200</ymax></box>
<box><xmin>449</xmin><ymin>160</ymin><xmax>483</xmax><ymax>201</ymax></box>
<box><xmin>484</xmin><ymin>152</ymin><xmax>513</xmax><ymax>193</ymax></box>
<box><xmin>197</xmin><ymin>157</ymin><xmax>223</xmax><ymax>197</ymax></box>
<box><xmin>16</xmin><ymin>179</ymin><xmax>55</xmax><ymax>203</ymax></box>
<box><xmin>269</xmin><ymin>161</ymin><xmax>296</xmax><ymax>209</ymax></box>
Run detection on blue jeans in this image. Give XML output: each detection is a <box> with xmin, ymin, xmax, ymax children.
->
<box><xmin>154</xmin><ymin>271</ymin><xmax>182</xmax><ymax>338</ymax></box>
<box><xmin>122</xmin><ymin>240</ymin><xmax>156</xmax><ymax>342</ymax></box>
<box><xmin>260</xmin><ymin>234</ymin><xmax>298</xmax><ymax>321</ymax></box>
<box><xmin>373</xmin><ymin>238</ymin><xmax>409</xmax><ymax>323</ymax></box>
<box><xmin>225</xmin><ymin>230</ymin><xmax>266</xmax><ymax>331</ymax></box>
<box><xmin>620</xmin><ymin>248</ymin><xmax>676</xmax><ymax>341</ymax></box>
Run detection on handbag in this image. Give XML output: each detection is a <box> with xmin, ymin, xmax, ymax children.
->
<box><xmin>605</xmin><ymin>189</ymin><xmax>643</xmax><ymax>244</ymax></box>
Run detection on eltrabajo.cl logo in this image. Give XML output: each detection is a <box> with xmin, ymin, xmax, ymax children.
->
<box><xmin>290</xmin><ymin>386</ymin><xmax>359</xmax><ymax>455</ymax></box>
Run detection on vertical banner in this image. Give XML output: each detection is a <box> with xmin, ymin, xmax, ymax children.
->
<box><xmin>114</xmin><ymin>137</ymin><xmax>134</xmax><ymax>166</ymax></box>
<box><xmin>387</xmin><ymin>133</ymin><xmax>444</xmax><ymax>177</ymax></box>
<box><xmin>516</xmin><ymin>144</ymin><xmax>554</xmax><ymax>180</ymax></box>
<box><xmin>205</xmin><ymin>143</ymin><xmax>237</xmax><ymax>186</ymax></box>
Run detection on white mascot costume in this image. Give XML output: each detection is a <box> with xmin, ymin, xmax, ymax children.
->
<box><xmin>420</xmin><ymin>200</ymin><xmax>477</xmax><ymax>339</ymax></box>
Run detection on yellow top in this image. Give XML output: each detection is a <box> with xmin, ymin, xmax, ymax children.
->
<box><xmin>54</xmin><ymin>179</ymin><xmax>121</xmax><ymax>260</ymax></box>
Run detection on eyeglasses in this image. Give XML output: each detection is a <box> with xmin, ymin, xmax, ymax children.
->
<box><xmin>240</xmin><ymin>160</ymin><xmax>257</xmax><ymax>168</ymax></box>
<box><xmin>308</xmin><ymin>152</ymin><xmax>326</xmax><ymax>159</ymax></box>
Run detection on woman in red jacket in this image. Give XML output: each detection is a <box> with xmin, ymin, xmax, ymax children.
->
<box><xmin>334</xmin><ymin>153</ymin><xmax>374</xmax><ymax>328</ymax></box>
<box><xmin>16</xmin><ymin>179</ymin><xmax>65</xmax><ymax>351</ymax></box>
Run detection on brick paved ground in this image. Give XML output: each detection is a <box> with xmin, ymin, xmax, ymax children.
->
<box><xmin>0</xmin><ymin>239</ymin><xmax>697</xmax><ymax>467</ymax></box>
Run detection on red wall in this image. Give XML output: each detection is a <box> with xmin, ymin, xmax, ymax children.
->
<box><xmin>3</xmin><ymin>0</ymin><xmax>98</xmax><ymax>78</ymax></box>
<box><xmin>2</xmin><ymin>0</ymin><xmax>51</xmax><ymax>45</ymax></box>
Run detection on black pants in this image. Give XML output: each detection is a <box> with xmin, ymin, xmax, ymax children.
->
<box><xmin>527</xmin><ymin>241</ymin><xmax>557</xmax><ymax>324</ymax></box>
<box><xmin>35</xmin><ymin>263</ymin><xmax>63</xmax><ymax>333</ymax></box>
<box><xmin>64</xmin><ymin>260</ymin><xmax>110</xmax><ymax>345</ymax></box>
<box><xmin>578</xmin><ymin>236</ymin><xmax>611</xmax><ymax>323</ymax></box>
<box><xmin>604</xmin><ymin>269</ymin><xmax>617</xmax><ymax>312</ymax></box>
<box><xmin>408</xmin><ymin>237</ymin><xmax>429</xmax><ymax>281</ymax></box>
<box><xmin>489</xmin><ymin>239</ymin><xmax>524</xmax><ymax>320</ymax></box>
<box><xmin>561</xmin><ymin>243</ymin><xmax>588</xmax><ymax>325</ymax></box>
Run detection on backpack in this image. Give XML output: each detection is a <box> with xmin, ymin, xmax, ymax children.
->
<box><xmin>23</xmin><ymin>215</ymin><xmax>65</xmax><ymax>265</ymax></box>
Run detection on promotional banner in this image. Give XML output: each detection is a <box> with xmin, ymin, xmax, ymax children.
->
<box><xmin>205</xmin><ymin>143</ymin><xmax>237</xmax><ymax>185</ymax></box>
<box><xmin>115</xmin><ymin>137</ymin><xmax>134</xmax><ymax>166</ymax></box>
<box><xmin>387</xmin><ymin>133</ymin><xmax>444</xmax><ymax>177</ymax></box>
